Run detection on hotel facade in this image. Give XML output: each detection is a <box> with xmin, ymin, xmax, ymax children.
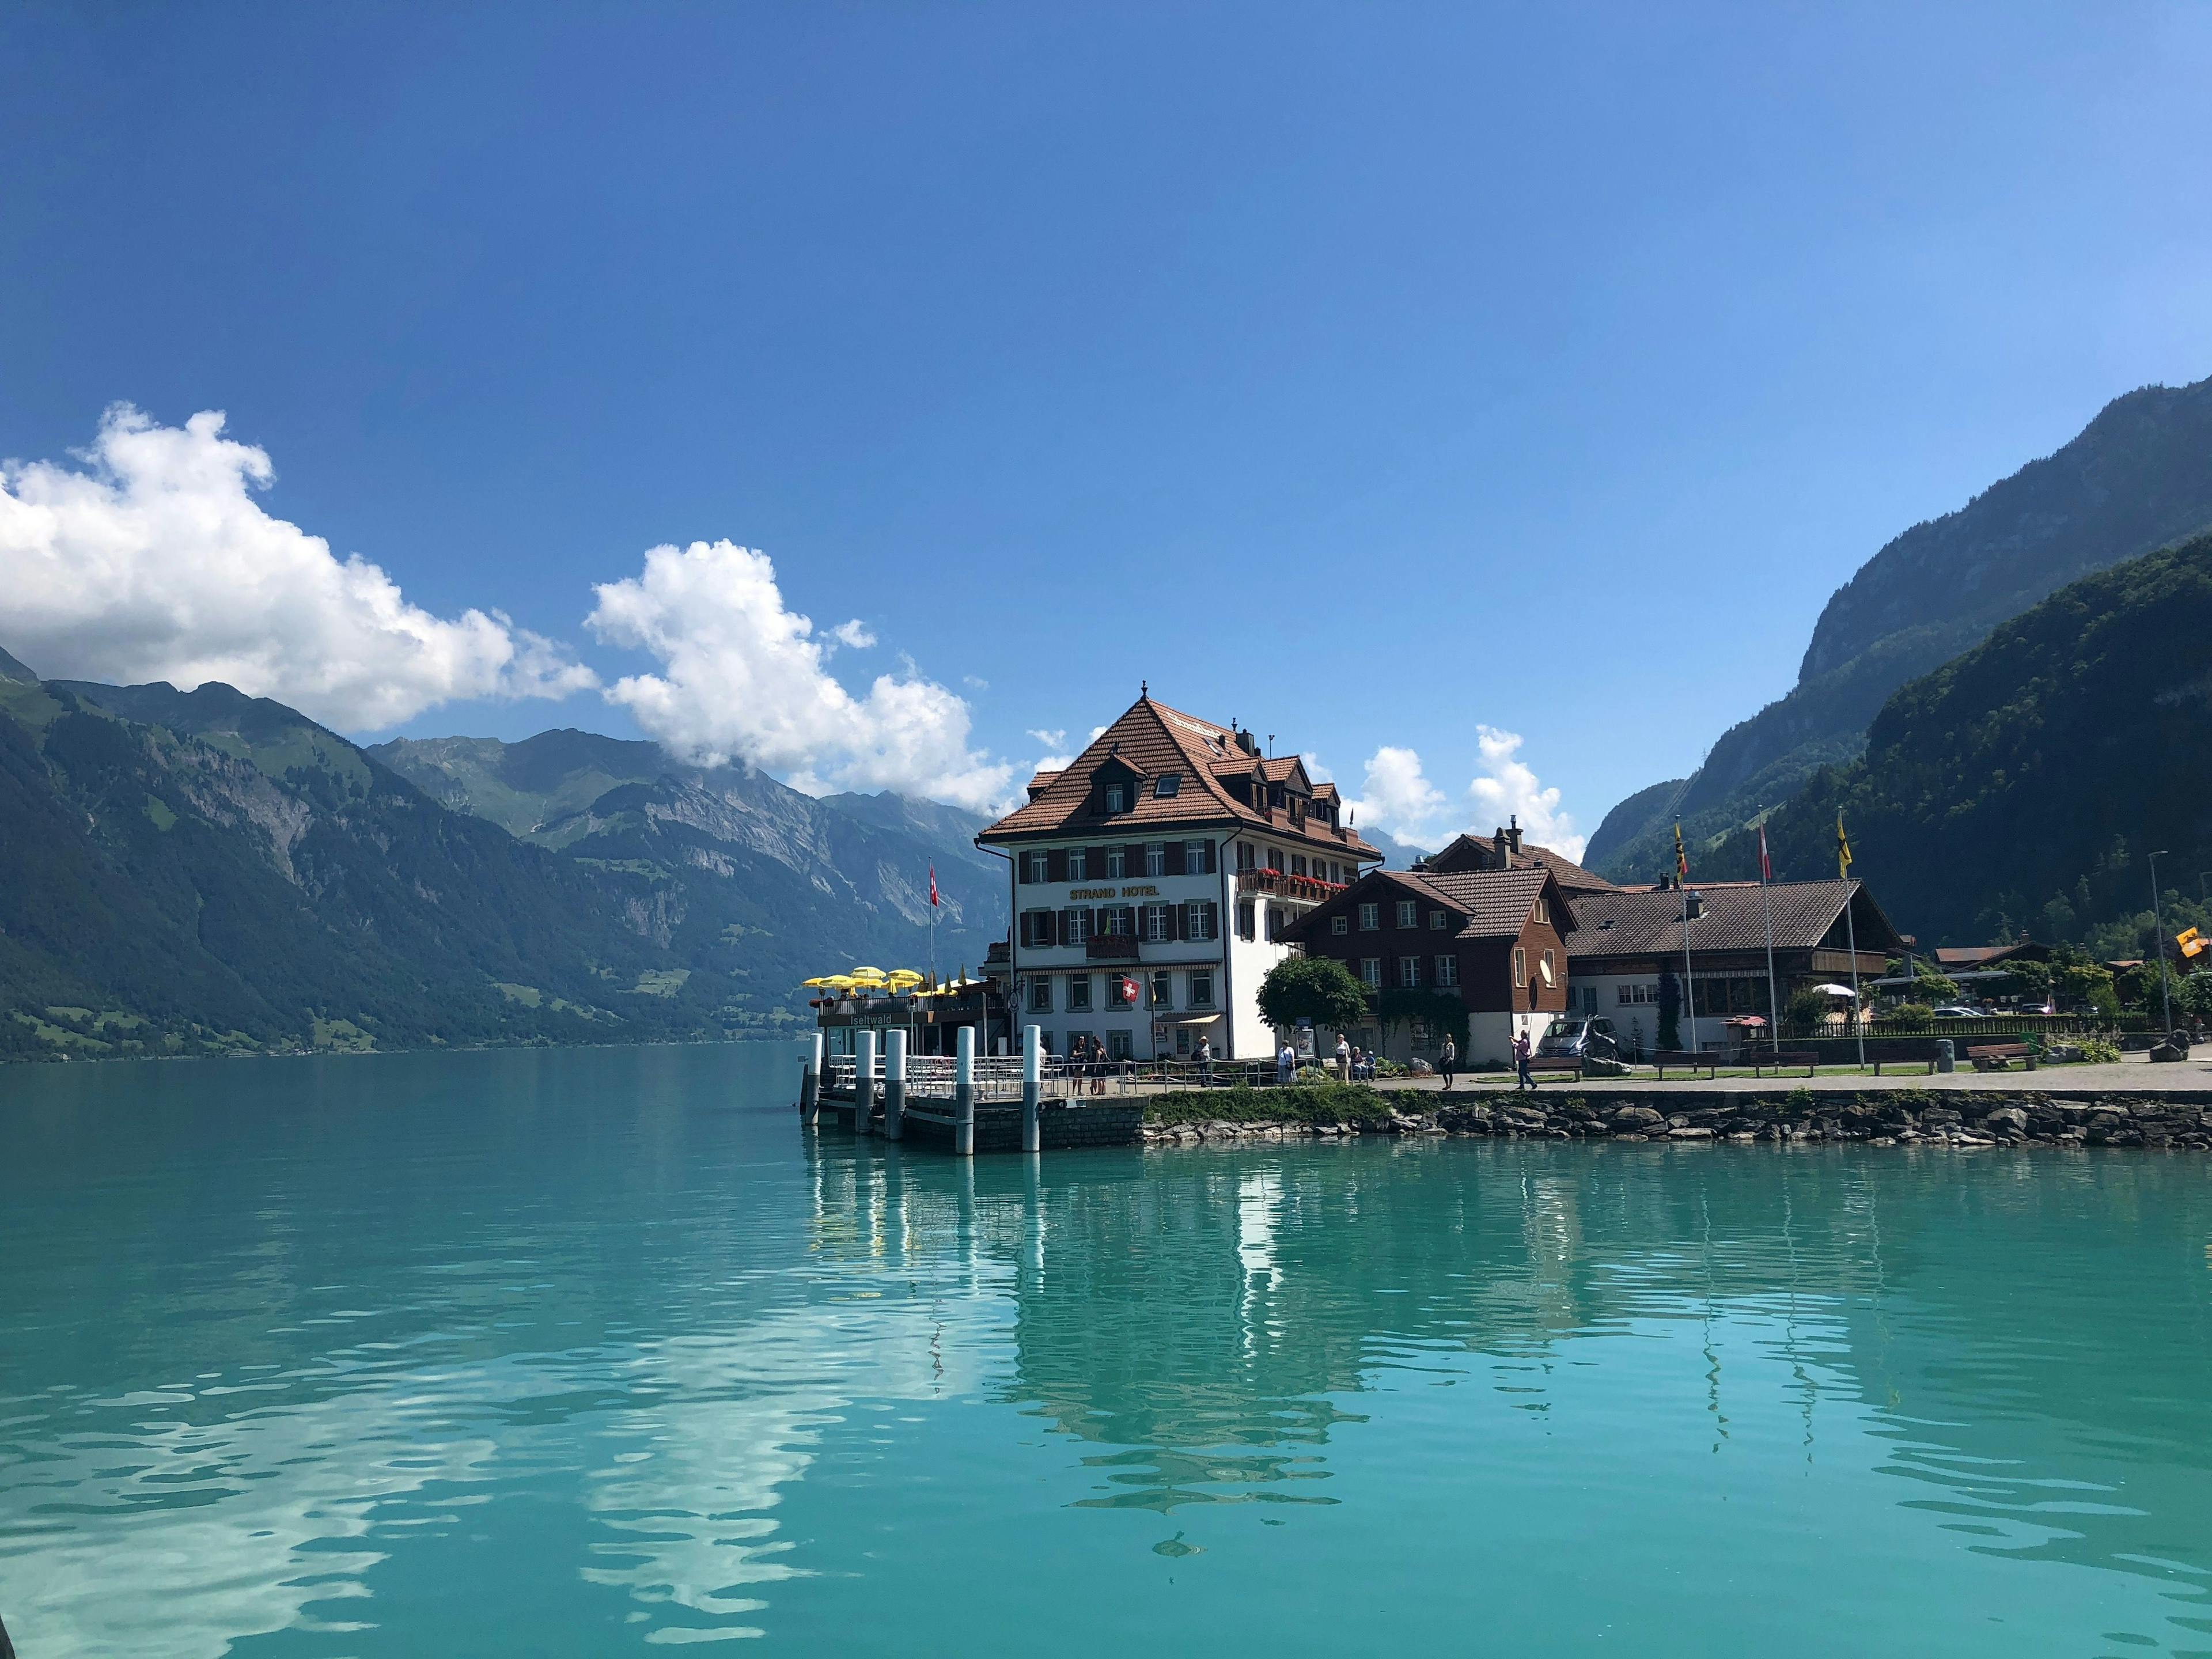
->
<box><xmin>976</xmin><ymin>692</ymin><xmax>1381</xmax><ymax>1060</ymax></box>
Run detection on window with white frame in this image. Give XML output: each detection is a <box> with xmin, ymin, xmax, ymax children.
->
<box><xmin>1435</xmin><ymin>955</ymin><xmax>1459</xmax><ymax>988</ymax></box>
<box><xmin>1069</xmin><ymin>974</ymin><xmax>1093</xmax><ymax>1010</ymax></box>
<box><xmin>1189</xmin><ymin>969</ymin><xmax>1215</xmax><ymax>1007</ymax></box>
<box><xmin>1513</xmin><ymin>947</ymin><xmax>1528</xmax><ymax>987</ymax></box>
<box><xmin>1429</xmin><ymin>910</ymin><xmax>1448</xmax><ymax>930</ymax></box>
<box><xmin>1062</xmin><ymin>907</ymin><xmax>1090</xmax><ymax>944</ymax></box>
<box><xmin>1145</xmin><ymin>842</ymin><xmax>1166</xmax><ymax>877</ymax></box>
<box><xmin>1143</xmin><ymin>902</ymin><xmax>1172</xmax><ymax>942</ymax></box>
<box><xmin>1237</xmin><ymin>841</ymin><xmax>1256</xmax><ymax>871</ymax></box>
<box><xmin>1029</xmin><ymin>976</ymin><xmax>1052</xmax><ymax>1013</ymax></box>
<box><xmin>1541</xmin><ymin>948</ymin><xmax>1555</xmax><ymax>987</ymax></box>
<box><xmin>1148</xmin><ymin>971</ymin><xmax>1172</xmax><ymax>1009</ymax></box>
<box><xmin>1331</xmin><ymin>915</ymin><xmax>1349</xmax><ymax>935</ymax></box>
<box><xmin>1022</xmin><ymin>850</ymin><xmax>1048</xmax><ymax>883</ymax></box>
<box><xmin>1067</xmin><ymin>847</ymin><xmax>1087</xmax><ymax>881</ymax></box>
<box><xmin>1106</xmin><ymin>846</ymin><xmax>1126</xmax><ymax>878</ymax></box>
<box><xmin>1184</xmin><ymin>839</ymin><xmax>1208</xmax><ymax>873</ymax></box>
<box><xmin>1020</xmin><ymin>909</ymin><xmax>1055</xmax><ymax>947</ymax></box>
<box><xmin>1534</xmin><ymin>895</ymin><xmax>1550</xmax><ymax>923</ymax></box>
<box><xmin>1266</xmin><ymin>846</ymin><xmax>1283</xmax><ymax>871</ymax></box>
<box><xmin>1291</xmin><ymin>854</ymin><xmax>1306</xmax><ymax>876</ymax></box>
<box><xmin>1359</xmin><ymin>957</ymin><xmax>1383</xmax><ymax>988</ymax></box>
<box><xmin>1397</xmin><ymin>955</ymin><xmax>1421</xmax><ymax>988</ymax></box>
<box><xmin>1104</xmin><ymin>783</ymin><xmax>1127</xmax><ymax>813</ymax></box>
<box><xmin>1358</xmin><ymin>902</ymin><xmax>1380</xmax><ymax>930</ymax></box>
<box><xmin>1237</xmin><ymin>900</ymin><xmax>1256</xmax><ymax>940</ymax></box>
<box><xmin>1395</xmin><ymin>899</ymin><xmax>1417</xmax><ymax>928</ymax></box>
<box><xmin>1617</xmin><ymin>982</ymin><xmax>1657</xmax><ymax>1005</ymax></box>
<box><xmin>1185</xmin><ymin>902</ymin><xmax>1215</xmax><ymax>941</ymax></box>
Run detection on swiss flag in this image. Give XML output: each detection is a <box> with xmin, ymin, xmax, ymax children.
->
<box><xmin>929</xmin><ymin>863</ymin><xmax>940</xmax><ymax>907</ymax></box>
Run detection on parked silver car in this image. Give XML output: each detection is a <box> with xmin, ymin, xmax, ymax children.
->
<box><xmin>1537</xmin><ymin>1017</ymin><xmax>1620</xmax><ymax>1062</ymax></box>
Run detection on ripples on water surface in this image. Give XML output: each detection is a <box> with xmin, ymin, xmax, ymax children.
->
<box><xmin>3</xmin><ymin>1045</ymin><xmax>2211</xmax><ymax>1656</ymax></box>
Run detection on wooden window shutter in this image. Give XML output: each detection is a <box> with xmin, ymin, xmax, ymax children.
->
<box><xmin>1055</xmin><ymin>908</ymin><xmax>1070</xmax><ymax>946</ymax></box>
<box><xmin>1048</xmin><ymin>848</ymin><xmax>1069</xmax><ymax>883</ymax></box>
<box><xmin>1166</xmin><ymin>902</ymin><xmax>1182</xmax><ymax>941</ymax></box>
<box><xmin>1126</xmin><ymin>844</ymin><xmax>1145</xmax><ymax>876</ymax></box>
<box><xmin>1201</xmin><ymin>900</ymin><xmax>1218</xmax><ymax>940</ymax></box>
<box><xmin>1166</xmin><ymin>842</ymin><xmax>1187</xmax><ymax>877</ymax></box>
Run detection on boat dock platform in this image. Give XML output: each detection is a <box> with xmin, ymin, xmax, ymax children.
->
<box><xmin>799</xmin><ymin>1027</ymin><xmax>1142</xmax><ymax>1154</ymax></box>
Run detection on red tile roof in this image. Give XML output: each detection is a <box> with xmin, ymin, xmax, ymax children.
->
<box><xmin>979</xmin><ymin>695</ymin><xmax>1380</xmax><ymax>859</ymax></box>
<box><xmin>1283</xmin><ymin>865</ymin><xmax>1567</xmax><ymax>943</ymax></box>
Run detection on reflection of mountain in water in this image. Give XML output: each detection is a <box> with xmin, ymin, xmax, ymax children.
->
<box><xmin>806</xmin><ymin>1139</ymin><xmax>2212</xmax><ymax>1603</ymax></box>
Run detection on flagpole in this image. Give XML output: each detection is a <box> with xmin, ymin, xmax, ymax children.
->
<box><xmin>1839</xmin><ymin>816</ymin><xmax>1864</xmax><ymax>1070</ymax></box>
<box><xmin>1759</xmin><ymin>823</ymin><xmax>1780</xmax><ymax>1057</ymax></box>
<box><xmin>1675</xmin><ymin>823</ymin><xmax>1697</xmax><ymax>1055</ymax></box>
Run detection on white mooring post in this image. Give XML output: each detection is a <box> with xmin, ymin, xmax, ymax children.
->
<box><xmin>884</xmin><ymin>1031</ymin><xmax>907</xmax><ymax>1142</ymax></box>
<box><xmin>1021</xmin><ymin>1024</ymin><xmax>1041</xmax><ymax>1154</ymax></box>
<box><xmin>954</xmin><ymin>1024</ymin><xmax>976</xmax><ymax>1157</ymax></box>
<box><xmin>800</xmin><ymin>1031</ymin><xmax>823</xmax><ymax>1126</ymax></box>
<box><xmin>856</xmin><ymin>1031</ymin><xmax>878</xmax><ymax>1135</ymax></box>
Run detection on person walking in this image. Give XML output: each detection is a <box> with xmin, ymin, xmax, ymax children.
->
<box><xmin>1439</xmin><ymin>1036</ymin><xmax>1457</xmax><ymax>1092</ymax></box>
<box><xmin>1513</xmin><ymin>1029</ymin><xmax>1535</xmax><ymax>1091</ymax></box>
<box><xmin>1335</xmin><ymin>1034</ymin><xmax>1351</xmax><ymax>1082</ymax></box>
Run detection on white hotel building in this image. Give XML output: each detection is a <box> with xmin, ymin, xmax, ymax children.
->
<box><xmin>977</xmin><ymin>693</ymin><xmax>1382</xmax><ymax>1060</ymax></box>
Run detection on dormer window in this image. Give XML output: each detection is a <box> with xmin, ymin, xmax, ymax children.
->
<box><xmin>1104</xmin><ymin>783</ymin><xmax>1128</xmax><ymax>814</ymax></box>
<box><xmin>1154</xmin><ymin>773</ymin><xmax>1181</xmax><ymax>798</ymax></box>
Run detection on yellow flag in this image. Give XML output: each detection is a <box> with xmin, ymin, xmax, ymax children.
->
<box><xmin>1835</xmin><ymin>813</ymin><xmax>1853</xmax><ymax>880</ymax></box>
<box><xmin>2181</xmin><ymin>926</ymin><xmax>2205</xmax><ymax>959</ymax></box>
<box><xmin>1673</xmin><ymin>821</ymin><xmax>1688</xmax><ymax>879</ymax></box>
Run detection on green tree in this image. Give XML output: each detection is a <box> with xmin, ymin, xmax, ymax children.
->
<box><xmin>1256</xmin><ymin>956</ymin><xmax>1371</xmax><ymax>1036</ymax></box>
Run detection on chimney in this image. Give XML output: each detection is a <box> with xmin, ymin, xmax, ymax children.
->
<box><xmin>1493</xmin><ymin>825</ymin><xmax>1510</xmax><ymax>866</ymax></box>
<box><xmin>1507</xmin><ymin>815</ymin><xmax>1522</xmax><ymax>856</ymax></box>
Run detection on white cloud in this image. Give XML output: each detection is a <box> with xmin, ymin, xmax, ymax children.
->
<box><xmin>825</xmin><ymin>619</ymin><xmax>876</xmax><ymax>650</ymax></box>
<box><xmin>1467</xmin><ymin>725</ymin><xmax>1585</xmax><ymax>861</ymax></box>
<box><xmin>1344</xmin><ymin>733</ymin><xmax>1584</xmax><ymax>859</ymax></box>
<box><xmin>0</xmin><ymin>406</ymin><xmax>595</xmax><ymax>731</ymax></box>
<box><xmin>588</xmin><ymin>539</ymin><xmax>1014</xmax><ymax>812</ymax></box>
<box><xmin>1027</xmin><ymin>728</ymin><xmax>1066</xmax><ymax>749</ymax></box>
<box><xmin>1347</xmin><ymin>745</ymin><xmax>1449</xmax><ymax>844</ymax></box>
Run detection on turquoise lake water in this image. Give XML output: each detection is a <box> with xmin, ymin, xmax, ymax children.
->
<box><xmin>5</xmin><ymin>1044</ymin><xmax>2212</xmax><ymax>1657</ymax></box>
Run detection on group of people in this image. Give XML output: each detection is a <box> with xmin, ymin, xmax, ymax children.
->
<box><xmin>1325</xmin><ymin>1036</ymin><xmax>1383</xmax><ymax>1081</ymax></box>
<box><xmin>1065</xmin><ymin>1034</ymin><xmax>1120</xmax><ymax>1095</ymax></box>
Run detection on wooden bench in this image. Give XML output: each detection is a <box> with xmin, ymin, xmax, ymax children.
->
<box><xmin>1525</xmin><ymin>1055</ymin><xmax>1584</xmax><ymax>1082</ymax></box>
<box><xmin>1872</xmin><ymin>1043</ymin><xmax>1939</xmax><ymax>1075</ymax></box>
<box><xmin>1751</xmin><ymin>1050</ymin><xmax>1819</xmax><ymax>1077</ymax></box>
<box><xmin>1968</xmin><ymin>1041</ymin><xmax>2036</xmax><ymax>1073</ymax></box>
<box><xmin>1654</xmin><ymin>1050</ymin><xmax>1716</xmax><ymax>1080</ymax></box>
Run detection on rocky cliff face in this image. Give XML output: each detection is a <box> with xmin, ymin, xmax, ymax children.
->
<box><xmin>1589</xmin><ymin>373</ymin><xmax>2212</xmax><ymax>880</ymax></box>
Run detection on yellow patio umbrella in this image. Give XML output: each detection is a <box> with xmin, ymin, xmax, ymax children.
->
<box><xmin>886</xmin><ymin>969</ymin><xmax>925</xmax><ymax>991</ymax></box>
<box><xmin>801</xmin><ymin>976</ymin><xmax>841</xmax><ymax>988</ymax></box>
<box><xmin>849</xmin><ymin>966</ymin><xmax>889</xmax><ymax>981</ymax></box>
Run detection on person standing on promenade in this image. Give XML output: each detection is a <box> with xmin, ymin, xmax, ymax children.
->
<box><xmin>1278</xmin><ymin>1041</ymin><xmax>1297</xmax><ymax>1083</ymax></box>
<box><xmin>1196</xmin><ymin>1035</ymin><xmax>1214</xmax><ymax>1085</ymax></box>
<box><xmin>1513</xmin><ymin>1030</ymin><xmax>1534</xmax><ymax>1090</ymax></box>
<box><xmin>1439</xmin><ymin>1036</ymin><xmax>1457</xmax><ymax>1092</ymax></box>
<box><xmin>1335</xmin><ymin>1033</ymin><xmax>1351</xmax><ymax>1082</ymax></box>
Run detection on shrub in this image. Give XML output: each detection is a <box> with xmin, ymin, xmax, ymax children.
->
<box><xmin>2075</xmin><ymin>1034</ymin><xmax>2121</xmax><ymax>1065</ymax></box>
<box><xmin>1889</xmin><ymin>1002</ymin><xmax>1936</xmax><ymax>1028</ymax></box>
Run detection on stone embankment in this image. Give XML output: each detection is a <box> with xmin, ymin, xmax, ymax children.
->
<box><xmin>1139</xmin><ymin>1089</ymin><xmax>2212</xmax><ymax>1150</ymax></box>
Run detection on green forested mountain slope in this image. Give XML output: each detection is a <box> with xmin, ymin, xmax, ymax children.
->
<box><xmin>1590</xmin><ymin>372</ymin><xmax>2212</xmax><ymax>880</ymax></box>
<box><xmin>1708</xmin><ymin>531</ymin><xmax>2212</xmax><ymax>949</ymax></box>
<box><xmin>0</xmin><ymin>681</ymin><xmax>1007</xmax><ymax>1060</ymax></box>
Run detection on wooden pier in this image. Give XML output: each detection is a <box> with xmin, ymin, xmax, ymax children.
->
<box><xmin>800</xmin><ymin>1025</ymin><xmax>1142</xmax><ymax>1154</ymax></box>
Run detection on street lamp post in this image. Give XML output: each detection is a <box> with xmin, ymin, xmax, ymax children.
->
<box><xmin>2149</xmin><ymin>850</ymin><xmax>2175</xmax><ymax>1036</ymax></box>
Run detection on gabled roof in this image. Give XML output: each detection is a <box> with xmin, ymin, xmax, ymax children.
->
<box><xmin>1284</xmin><ymin>864</ymin><xmax>1568</xmax><ymax>944</ymax></box>
<box><xmin>979</xmin><ymin>695</ymin><xmax>1380</xmax><ymax>858</ymax></box>
<box><xmin>1934</xmin><ymin>941</ymin><xmax>2050</xmax><ymax>968</ymax></box>
<box><xmin>1564</xmin><ymin>880</ymin><xmax>1903</xmax><ymax>959</ymax></box>
<box><xmin>1417</xmin><ymin>830</ymin><xmax>1618</xmax><ymax>893</ymax></box>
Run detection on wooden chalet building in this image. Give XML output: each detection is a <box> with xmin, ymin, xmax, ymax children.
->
<box><xmin>1281</xmin><ymin>865</ymin><xmax>1576</xmax><ymax>1065</ymax></box>
<box><xmin>1564</xmin><ymin>879</ymin><xmax>1904</xmax><ymax>1055</ymax></box>
<box><xmin>976</xmin><ymin>691</ymin><xmax>1381</xmax><ymax>1060</ymax></box>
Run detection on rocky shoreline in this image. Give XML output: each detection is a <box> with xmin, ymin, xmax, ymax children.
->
<box><xmin>1139</xmin><ymin>1089</ymin><xmax>2212</xmax><ymax>1150</ymax></box>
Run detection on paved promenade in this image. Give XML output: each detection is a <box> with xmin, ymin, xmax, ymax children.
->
<box><xmin>1127</xmin><ymin>1048</ymin><xmax>2212</xmax><ymax>1099</ymax></box>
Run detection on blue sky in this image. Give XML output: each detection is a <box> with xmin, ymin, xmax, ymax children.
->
<box><xmin>5</xmin><ymin>3</ymin><xmax>2210</xmax><ymax>846</ymax></box>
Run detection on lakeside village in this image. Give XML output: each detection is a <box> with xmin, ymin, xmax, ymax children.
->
<box><xmin>808</xmin><ymin>691</ymin><xmax>2207</xmax><ymax>1090</ymax></box>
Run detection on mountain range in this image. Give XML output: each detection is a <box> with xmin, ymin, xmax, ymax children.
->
<box><xmin>1588</xmin><ymin>373</ymin><xmax>2212</xmax><ymax>884</ymax></box>
<box><xmin>0</xmin><ymin>669</ymin><xmax>1001</xmax><ymax>1062</ymax></box>
<box><xmin>1711</xmin><ymin>527</ymin><xmax>2212</xmax><ymax>956</ymax></box>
